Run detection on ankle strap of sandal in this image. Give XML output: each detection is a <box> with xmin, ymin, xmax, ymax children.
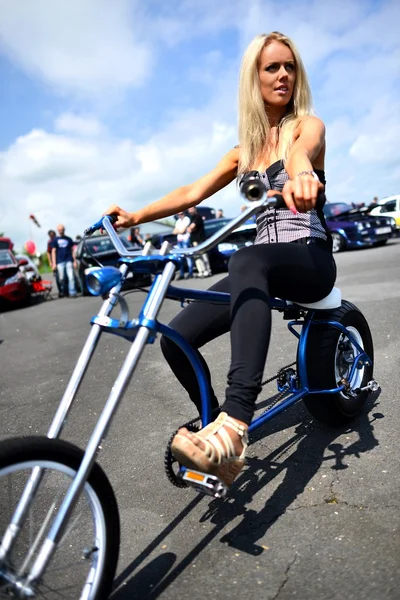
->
<box><xmin>222</xmin><ymin>415</ymin><xmax>247</xmax><ymax>439</ymax></box>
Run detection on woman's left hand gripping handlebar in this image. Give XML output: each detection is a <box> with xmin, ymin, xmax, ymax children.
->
<box><xmin>102</xmin><ymin>204</ymin><xmax>135</xmax><ymax>230</ymax></box>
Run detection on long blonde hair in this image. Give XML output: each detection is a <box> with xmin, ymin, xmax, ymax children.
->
<box><xmin>238</xmin><ymin>32</ymin><xmax>313</xmax><ymax>174</ymax></box>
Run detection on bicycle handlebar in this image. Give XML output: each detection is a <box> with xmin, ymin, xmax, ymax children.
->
<box><xmin>84</xmin><ymin>178</ymin><xmax>325</xmax><ymax>259</ymax></box>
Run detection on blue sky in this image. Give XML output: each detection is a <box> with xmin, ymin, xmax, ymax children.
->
<box><xmin>0</xmin><ymin>0</ymin><xmax>399</xmax><ymax>250</ymax></box>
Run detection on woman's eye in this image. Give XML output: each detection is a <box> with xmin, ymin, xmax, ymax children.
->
<box><xmin>266</xmin><ymin>64</ymin><xmax>278</xmax><ymax>72</ymax></box>
<box><xmin>286</xmin><ymin>63</ymin><xmax>295</xmax><ymax>72</ymax></box>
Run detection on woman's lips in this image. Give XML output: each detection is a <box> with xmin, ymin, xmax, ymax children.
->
<box><xmin>275</xmin><ymin>86</ymin><xmax>289</xmax><ymax>94</ymax></box>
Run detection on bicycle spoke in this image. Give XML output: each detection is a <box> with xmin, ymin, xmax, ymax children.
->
<box><xmin>39</xmin><ymin>581</ymin><xmax>75</xmax><ymax>599</ymax></box>
<box><xmin>58</xmin><ymin>510</ymin><xmax>82</xmax><ymax>548</ymax></box>
<box><xmin>19</xmin><ymin>492</ymin><xmax>62</xmax><ymax>576</ymax></box>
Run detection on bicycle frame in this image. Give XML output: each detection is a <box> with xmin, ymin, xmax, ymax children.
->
<box><xmin>0</xmin><ymin>193</ymin><xmax>372</xmax><ymax>590</ymax></box>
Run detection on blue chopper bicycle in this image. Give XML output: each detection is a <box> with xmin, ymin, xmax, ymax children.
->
<box><xmin>0</xmin><ymin>178</ymin><xmax>377</xmax><ymax>599</ymax></box>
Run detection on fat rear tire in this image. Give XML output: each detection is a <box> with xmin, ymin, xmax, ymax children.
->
<box><xmin>301</xmin><ymin>301</ymin><xmax>374</xmax><ymax>426</ymax></box>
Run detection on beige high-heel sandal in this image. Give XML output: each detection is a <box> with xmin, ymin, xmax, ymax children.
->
<box><xmin>170</xmin><ymin>412</ymin><xmax>248</xmax><ymax>487</ymax></box>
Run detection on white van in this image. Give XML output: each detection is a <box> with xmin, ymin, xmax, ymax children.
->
<box><xmin>370</xmin><ymin>195</ymin><xmax>400</xmax><ymax>231</ymax></box>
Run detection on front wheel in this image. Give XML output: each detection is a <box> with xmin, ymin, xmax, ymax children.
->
<box><xmin>301</xmin><ymin>301</ymin><xmax>374</xmax><ymax>426</ymax></box>
<box><xmin>0</xmin><ymin>436</ymin><xmax>120</xmax><ymax>599</ymax></box>
<box><xmin>331</xmin><ymin>232</ymin><xmax>345</xmax><ymax>253</ymax></box>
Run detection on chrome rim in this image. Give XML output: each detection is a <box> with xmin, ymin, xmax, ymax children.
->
<box><xmin>331</xmin><ymin>233</ymin><xmax>342</xmax><ymax>253</ymax></box>
<box><xmin>335</xmin><ymin>326</ymin><xmax>365</xmax><ymax>398</ymax></box>
<box><xmin>0</xmin><ymin>460</ymin><xmax>107</xmax><ymax>599</ymax></box>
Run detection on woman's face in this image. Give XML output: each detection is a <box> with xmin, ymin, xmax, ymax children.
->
<box><xmin>258</xmin><ymin>41</ymin><xmax>296</xmax><ymax>109</ymax></box>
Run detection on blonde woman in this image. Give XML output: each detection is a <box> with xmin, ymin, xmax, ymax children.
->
<box><xmin>103</xmin><ymin>32</ymin><xmax>337</xmax><ymax>487</ymax></box>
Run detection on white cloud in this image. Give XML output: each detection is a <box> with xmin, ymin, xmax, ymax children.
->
<box><xmin>349</xmin><ymin>96</ymin><xmax>400</xmax><ymax>165</ymax></box>
<box><xmin>0</xmin><ymin>112</ymin><xmax>238</xmax><ymax>250</ymax></box>
<box><xmin>0</xmin><ymin>0</ymin><xmax>151</xmax><ymax>94</ymax></box>
<box><xmin>54</xmin><ymin>114</ymin><xmax>104</xmax><ymax>137</ymax></box>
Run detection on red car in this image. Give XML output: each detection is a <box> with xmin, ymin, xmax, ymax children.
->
<box><xmin>0</xmin><ymin>237</ymin><xmax>14</xmax><ymax>251</ymax></box>
<box><xmin>0</xmin><ymin>250</ymin><xmax>31</xmax><ymax>308</ymax></box>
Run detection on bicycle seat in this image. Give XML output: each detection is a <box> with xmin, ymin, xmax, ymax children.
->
<box><xmin>292</xmin><ymin>286</ymin><xmax>342</xmax><ymax>310</ymax></box>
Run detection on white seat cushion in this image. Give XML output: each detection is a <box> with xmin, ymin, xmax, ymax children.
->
<box><xmin>293</xmin><ymin>287</ymin><xmax>342</xmax><ymax>310</ymax></box>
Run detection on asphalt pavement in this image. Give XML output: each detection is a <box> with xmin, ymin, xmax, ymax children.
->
<box><xmin>1</xmin><ymin>239</ymin><xmax>400</xmax><ymax>599</ymax></box>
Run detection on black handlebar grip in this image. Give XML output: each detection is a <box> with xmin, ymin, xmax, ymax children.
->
<box><xmin>84</xmin><ymin>214</ymin><xmax>119</xmax><ymax>236</ymax></box>
<box><xmin>240</xmin><ymin>176</ymin><xmax>267</xmax><ymax>201</ymax></box>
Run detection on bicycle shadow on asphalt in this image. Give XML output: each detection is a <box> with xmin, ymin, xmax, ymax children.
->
<box><xmin>111</xmin><ymin>389</ymin><xmax>382</xmax><ymax>599</ymax></box>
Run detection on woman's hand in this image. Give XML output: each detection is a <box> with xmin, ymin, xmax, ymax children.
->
<box><xmin>280</xmin><ymin>174</ymin><xmax>324</xmax><ymax>214</ymax></box>
<box><xmin>102</xmin><ymin>204</ymin><xmax>136</xmax><ymax>229</ymax></box>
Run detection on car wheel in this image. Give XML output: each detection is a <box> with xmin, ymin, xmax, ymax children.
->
<box><xmin>331</xmin><ymin>232</ymin><xmax>345</xmax><ymax>253</ymax></box>
<box><xmin>80</xmin><ymin>272</ymin><xmax>90</xmax><ymax>296</ymax></box>
<box><xmin>372</xmin><ymin>240</ymin><xmax>388</xmax><ymax>247</ymax></box>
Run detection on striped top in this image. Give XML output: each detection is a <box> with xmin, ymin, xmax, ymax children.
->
<box><xmin>242</xmin><ymin>160</ymin><xmax>330</xmax><ymax>245</ymax></box>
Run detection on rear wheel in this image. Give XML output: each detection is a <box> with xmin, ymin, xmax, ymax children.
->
<box><xmin>0</xmin><ymin>436</ymin><xmax>120</xmax><ymax>599</ymax></box>
<box><xmin>301</xmin><ymin>301</ymin><xmax>374</xmax><ymax>425</ymax></box>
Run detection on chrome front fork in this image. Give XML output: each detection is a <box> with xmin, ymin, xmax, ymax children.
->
<box><xmin>1</xmin><ymin>261</ymin><xmax>176</xmax><ymax>591</ymax></box>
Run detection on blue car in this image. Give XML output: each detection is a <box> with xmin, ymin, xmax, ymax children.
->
<box><xmin>323</xmin><ymin>202</ymin><xmax>396</xmax><ymax>253</ymax></box>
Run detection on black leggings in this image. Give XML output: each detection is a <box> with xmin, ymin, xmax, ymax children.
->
<box><xmin>160</xmin><ymin>242</ymin><xmax>337</xmax><ymax>425</ymax></box>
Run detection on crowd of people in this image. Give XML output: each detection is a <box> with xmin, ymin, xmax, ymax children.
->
<box><xmin>129</xmin><ymin>206</ymin><xmax>221</xmax><ymax>280</ymax></box>
<box><xmin>172</xmin><ymin>207</ymin><xmax>212</xmax><ymax>280</ymax></box>
<box><xmin>45</xmin><ymin>208</ymin><xmax>220</xmax><ymax>299</ymax></box>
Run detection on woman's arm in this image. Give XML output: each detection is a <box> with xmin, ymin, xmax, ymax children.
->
<box><xmin>279</xmin><ymin>116</ymin><xmax>326</xmax><ymax>214</ymax></box>
<box><xmin>103</xmin><ymin>147</ymin><xmax>239</xmax><ymax>229</ymax></box>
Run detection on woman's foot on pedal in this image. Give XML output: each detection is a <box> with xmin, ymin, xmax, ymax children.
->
<box><xmin>171</xmin><ymin>412</ymin><xmax>248</xmax><ymax>487</ymax></box>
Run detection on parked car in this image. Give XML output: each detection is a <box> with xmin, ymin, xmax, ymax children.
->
<box><xmin>171</xmin><ymin>206</ymin><xmax>217</xmax><ymax>222</ymax></box>
<box><xmin>323</xmin><ymin>202</ymin><xmax>396</xmax><ymax>253</ymax></box>
<box><xmin>14</xmin><ymin>254</ymin><xmax>40</xmax><ymax>282</ymax></box>
<box><xmin>75</xmin><ymin>234</ymin><xmax>152</xmax><ymax>295</ymax></box>
<box><xmin>369</xmin><ymin>195</ymin><xmax>400</xmax><ymax>234</ymax></box>
<box><xmin>151</xmin><ymin>218</ymin><xmax>257</xmax><ymax>273</ymax></box>
<box><xmin>196</xmin><ymin>206</ymin><xmax>217</xmax><ymax>221</ymax></box>
<box><xmin>0</xmin><ymin>250</ymin><xmax>31</xmax><ymax>309</ymax></box>
<box><xmin>0</xmin><ymin>237</ymin><xmax>14</xmax><ymax>251</ymax></box>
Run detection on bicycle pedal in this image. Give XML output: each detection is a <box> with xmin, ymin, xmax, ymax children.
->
<box><xmin>180</xmin><ymin>468</ymin><xmax>228</xmax><ymax>499</ymax></box>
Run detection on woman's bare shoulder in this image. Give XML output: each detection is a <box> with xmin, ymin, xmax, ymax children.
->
<box><xmin>296</xmin><ymin>115</ymin><xmax>326</xmax><ymax>135</ymax></box>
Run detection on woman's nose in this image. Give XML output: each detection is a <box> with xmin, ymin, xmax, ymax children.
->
<box><xmin>278</xmin><ymin>65</ymin><xmax>289</xmax><ymax>78</ymax></box>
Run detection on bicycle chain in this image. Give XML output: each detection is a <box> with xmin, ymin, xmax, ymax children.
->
<box><xmin>164</xmin><ymin>416</ymin><xmax>201</xmax><ymax>488</ymax></box>
<box><xmin>164</xmin><ymin>360</ymin><xmax>297</xmax><ymax>488</ymax></box>
<box><xmin>260</xmin><ymin>360</ymin><xmax>296</xmax><ymax>387</ymax></box>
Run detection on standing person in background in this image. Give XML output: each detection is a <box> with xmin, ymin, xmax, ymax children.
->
<box><xmin>216</xmin><ymin>208</ymin><xmax>224</xmax><ymax>219</ymax></box>
<box><xmin>369</xmin><ymin>196</ymin><xmax>379</xmax><ymax>209</ymax></box>
<box><xmin>51</xmin><ymin>224</ymin><xmax>77</xmax><ymax>298</ymax></box>
<box><xmin>47</xmin><ymin>230</ymin><xmax>62</xmax><ymax>296</ymax></box>
<box><xmin>128</xmin><ymin>227</ymin><xmax>145</xmax><ymax>246</ymax></box>
<box><xmin>173</xmin><ymin>211</ymin><xmax>193</xmax><ymax>280</ymax></box>
<box><xmin>187</xmin><ymin>206</ymin><xmax>212</xmax><ymax>278</ymax></box>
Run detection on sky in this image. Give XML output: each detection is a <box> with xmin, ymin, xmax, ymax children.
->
<box><xmin>0</xmin><ymin>0</ymin><xmax>399</xmax><ymax>251</ymax></box>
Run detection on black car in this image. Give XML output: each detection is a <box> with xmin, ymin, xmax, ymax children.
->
<box><xmin>151</xmin><ymin>218</ymin><xmax>257</xmax><ymax>274</ymax></box>
<box><xmin>75</xmin><ymin>235</ymin><xmax>152</xmax><ymax>295</ymax></box>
